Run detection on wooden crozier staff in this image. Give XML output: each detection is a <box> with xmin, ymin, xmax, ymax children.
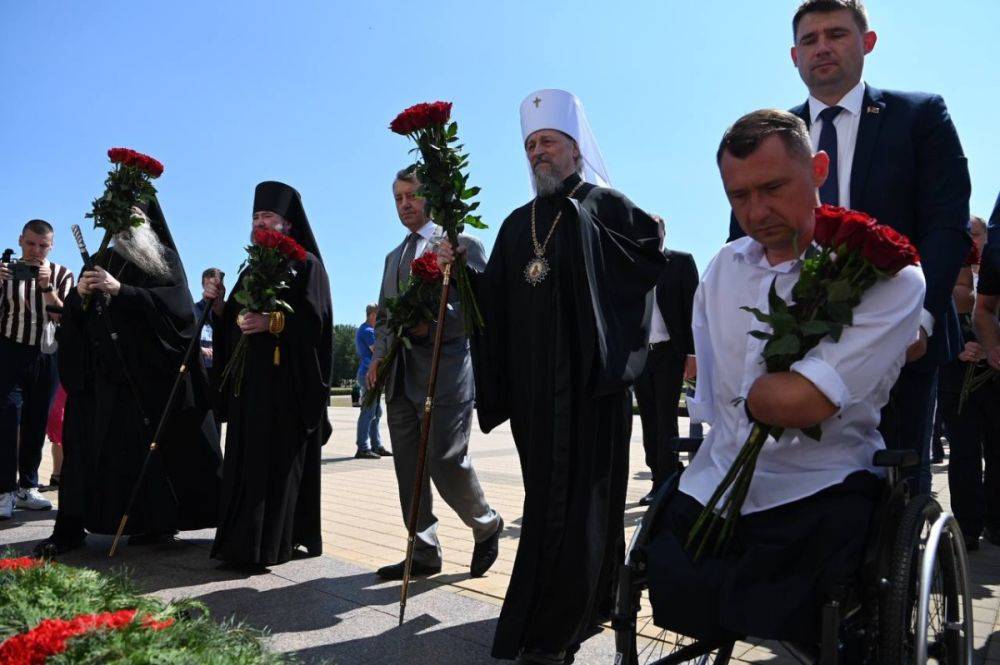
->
<box><xmin>399</xmin><ymin>263</ymin><xmax>452</xmax><ymax>625</ymax></box>
<box><xmin>107</xmin><ymin>271</ymin><xmax>221</xmax><ymax>557</ymax></box>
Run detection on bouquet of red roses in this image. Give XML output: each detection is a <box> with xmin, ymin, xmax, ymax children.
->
<box><xmin>687</xmin><ymin>205</ymin><xmax>920</xmax><ymax>559</ymax></box>
<box><xmin>86</xmin><ymin>147</ymin><xmax>165</xmax><ymax>263</ymax></box>
<box><xmin>390</xmin><ymin>101</ymin><xmax>487</xmax><ymax>333</ymax></box>
<box><xmin>219</xmin><ymin>228</ymin><xmax>307</xmax><ymax>396</ymax></box>
<box><xmin>361</xmin><ymin>252</ymin><xmax>444</xmax><ymax>409</ymax></box>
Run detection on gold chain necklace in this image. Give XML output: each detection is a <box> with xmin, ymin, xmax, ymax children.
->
<box><xmin>524</xmin><ymin>180</ymin><xmax>585</xmax><ymax>285</ymax></box>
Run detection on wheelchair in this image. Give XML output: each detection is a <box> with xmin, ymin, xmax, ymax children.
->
<box><xmin>612</xmin><ymin>437</ymin><xmax>974</xmax><ymax>665</ymax></box>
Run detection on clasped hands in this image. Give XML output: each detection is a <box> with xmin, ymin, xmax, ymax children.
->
<box><xmin>76</xmin><ymin>266</ymin><xmax>121</xmax><ymax>297</ymax></box>
<box><xmin>959</xmin><ymin>341</ymin><xmax>1000</xmax><ymax>371</ymax></box>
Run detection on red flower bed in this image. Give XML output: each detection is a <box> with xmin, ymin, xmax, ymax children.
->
<box><xmin>0</xmin><ymin>609</ymin><xmax>174</xmax><ymax>665</ymax></box>
<box><xmin>0</xmin><ymin>557</ymin><xmax>44</xmax><ymax>572</ymax></box>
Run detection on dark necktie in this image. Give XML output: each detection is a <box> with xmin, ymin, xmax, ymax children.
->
<box><xmin>817</xmin><ymin>105</ymin><xmax>843</xmax><ymax>206</ymax></box>
<box><xmin>397</xmin><ymin>232</ymin><xmax>419</xmax><ymax>289</ymax></box>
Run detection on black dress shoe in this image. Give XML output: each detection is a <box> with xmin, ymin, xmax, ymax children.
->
<box><xmin>32</xmin><ymin>534</ymin><xmax>86</xmax><ymax>559</ymax></box>
<box><xmin>376</xmin><ymin>559</ymin><xmax>441</xmax><ymax>580</ymax></box>
<box><xmin>372</xmin><ymin>447</ymin><xmax>393</xmax><ymax>457</ymax></box>
<box><xmin>354</xmin><ymin>449</ymin><xmax>381</xmax><ymax>459</ymax></box>
<box><xmin>517</xmin><ymin>649</ymin><xmax>568</xmax><ymax>665</ymax></box>
<box><xmin>471</xmin><ymin>516</ymin><xmax>504</xmax><ymax>577</ymax></box>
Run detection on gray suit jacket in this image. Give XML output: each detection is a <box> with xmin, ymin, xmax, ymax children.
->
<box><xmin>372</xmin><ymin>229</ymin><xmax>486</xmax><ymax>406</ymax></box>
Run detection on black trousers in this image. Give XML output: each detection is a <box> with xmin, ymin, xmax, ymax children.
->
<box><xmin>0</xmin><ymin>336</ymin><xmax>57</xmax><ymax>492</ymax></box>
<box><xmin>646</xmin><ymin>472</ymin><xmax>881</xmax><ymax>644</ymax></box>
<box><xmin>634</xmin><ymin>342</ymin><xmax>686</xmax><ymax>487</ymax></box>
<box><xmin>939</xmin><ymin>359</ymin><xmax>1000</xmax><ymax>538</ymax></box>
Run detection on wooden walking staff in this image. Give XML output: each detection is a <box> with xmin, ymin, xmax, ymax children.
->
<box><xmin>108</xmin><ymin>284</ymin><xmax>220</xmax><ymax>557</ymax></box>
<box><xmin>399</xmin><ymin>262</ymin><xmax>452</xmax><ymax>625</ymax></box>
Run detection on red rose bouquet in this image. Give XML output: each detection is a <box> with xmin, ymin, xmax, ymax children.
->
<box><xmin>219</xmin><ymin>228</ymin><xmax>307</xmax><ymax>396</ymax></box>
<box><xmin>86</xmin><ymin>147</ymin><xmax>164</xmax><ymax>263</ymax></box>
<box><xmin>390</xmin><ymin>101</ymin><xmax>486</xmax><ymax>332</ymax></box>
<box><xmin>361</xmin><ymin>252</ymin><xmax>444</xmax><ymax>409</ymax></box>
<box><xmin>688</xmin><ymin>205</ymin><xmax>921</xmax><ymax>558</ymax></box>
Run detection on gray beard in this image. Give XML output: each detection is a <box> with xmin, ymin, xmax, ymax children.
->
<box><xmin>532</xmin><ymin>166</ymin><xmax>564</xmax><ymax>197</ymax></box>
<box><xmin>113</xmin><ymin>223</ymin><xmax>171</xmax><ymax>280</ymax></box>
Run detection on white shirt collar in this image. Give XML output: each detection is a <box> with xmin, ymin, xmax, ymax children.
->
<box><xmin>730</xmin><ymin>235</ymin><xmax>811</xmax><ymax>274</ymax></box>
<box><xmin>413</xmin><ymin>220</ymin><xmax>437</xmax><ymax>241</ymax></box>
<box><xmin>808</xmin><ymin>80</ymin><xmax>866</xmax><ymax>124</ymax></box>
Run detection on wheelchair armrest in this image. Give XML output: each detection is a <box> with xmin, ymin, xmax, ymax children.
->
<box><xmin>872</xmin><ymin>449</ymin><xmax>919</xmax><ymax>469</ymax></box>
<box><xmin>671</xmin><ymin>436</ymin><xmax>704</xmax><ymax>454</ymax></box>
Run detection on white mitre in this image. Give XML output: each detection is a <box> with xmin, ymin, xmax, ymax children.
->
<box><xmin>519</xmin><ymin>89</ymin><xmax>611</xmax><ymax>190</ymax></box>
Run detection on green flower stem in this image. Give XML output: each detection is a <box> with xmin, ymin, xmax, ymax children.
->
<box><xmin>360</xmin><ymin>340</ymin><xmax>400</xmax><ymax>410</ymax></box>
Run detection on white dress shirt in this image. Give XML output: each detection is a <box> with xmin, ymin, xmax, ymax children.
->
<box><xmin>648</xmin><ymin>289</ymin><xmax>671</xmax><ymax>344</ymax></box>
<box><xmin>808</xmin><ymin>80</ymin><xmax>865</xmax><ymax>210</ymax></box>
<box><xmin>808</xmin><ymin>81</ymin><xmax>935</xmax><ymax>337</ymax></box>
<box><xmin>679</xmin><ymin>236</ymin><xmax>925</xmax><ymax>514</ymax></box>
<box><xmin>411</xmin><ymin>220</ymin><xmax>439</xmax><ymax>258</ymax></box>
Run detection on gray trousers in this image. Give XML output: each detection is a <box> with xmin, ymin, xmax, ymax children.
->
<box><xmin>386</xmin><ymin>398</ymin><xmax>499</xmax><ymax>566</ymax></box>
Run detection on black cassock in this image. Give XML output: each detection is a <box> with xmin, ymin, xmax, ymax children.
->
<box><xmin>211</xmin><ymin>252</ymin><xmax>333</xmax><ymax>566</ymax></box>
<box><xmin>472</xmin><ymin>173</ymin><xmax>664</xmax><ymax>659</ymax></box>
<box><xmin>54</xmin><ymin>249</ymin><xmax>222</xmax><ymax>540</ymax></box>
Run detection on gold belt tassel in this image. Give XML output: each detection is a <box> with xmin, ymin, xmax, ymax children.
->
<box><xmin>274</xmin><ymin>344</ymin><xmax>280</xmax><ymax>366</ymax></box>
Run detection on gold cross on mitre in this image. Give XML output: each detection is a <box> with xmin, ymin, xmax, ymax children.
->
<box><xmin>533</xmin><ymin>97</ymin><xmax>542</xmax><ymax>108</ymax></box>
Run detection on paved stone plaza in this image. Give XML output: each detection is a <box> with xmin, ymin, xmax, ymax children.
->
<box><xmin>2</xmin><ymin>406</ymin><xmax>1000</xmax><ymax>663</ymax></box>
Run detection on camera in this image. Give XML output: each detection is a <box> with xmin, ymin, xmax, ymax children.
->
<box><xmin>1</xmin><ymin>249</ymin><xmax>40</xmax><ymax>281</ymax></box>
<box><xmin>11</xmin><ymin>262</ymin><xmax>40</xmax><ymax>281</ymax></box>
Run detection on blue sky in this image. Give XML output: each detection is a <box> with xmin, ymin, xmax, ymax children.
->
<box><xmin>2</xmin><ymin>1</ymin><xmax>998</xmax><ymax>325</ymax></box>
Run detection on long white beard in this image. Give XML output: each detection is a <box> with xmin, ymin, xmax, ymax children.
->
<box><xmin>114</xmin><ymin>223</ymin><xmax>171</xmax><ymax>280</ymax></box>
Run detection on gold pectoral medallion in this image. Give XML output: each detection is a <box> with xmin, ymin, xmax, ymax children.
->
<box><xmin>523</xmin><ymin>256</ymin><xmax>550</xmax><ymax>285</ymax></box>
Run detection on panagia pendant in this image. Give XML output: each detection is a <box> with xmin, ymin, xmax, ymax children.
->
<box><xmin>524</xmin><ymin>256</ymin><xmax>550</xmax><ymax>285</ymax></box>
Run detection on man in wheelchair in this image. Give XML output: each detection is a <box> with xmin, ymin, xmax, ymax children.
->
<box><xmin>643</xmin><ymin>109</ymin><xmax>926</xmax><ymax>647</ymax></box>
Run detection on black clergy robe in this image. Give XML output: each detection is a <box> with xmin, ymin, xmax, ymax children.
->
<box><xmin>473</xmin><ymin>173</ymin><xmax>665</xmax><ymax>659</ymax></box>
<box><xmin>53</xmin><ymin>248</ymin><xmax>222</xmax><ymax>540</ymax></box>
<box><xmin>210</xmin><ymin>252</ymin><xmax>333</xmax><ymax>566</ymax></box>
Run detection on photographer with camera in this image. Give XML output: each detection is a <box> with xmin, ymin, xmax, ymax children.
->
<box><xmin>0</xmin><ymin>220</ymin><xmax>74</xmax><ymax>519</ymax></box>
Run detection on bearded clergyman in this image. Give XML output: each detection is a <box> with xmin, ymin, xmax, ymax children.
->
<box><xmin>34</xmin><ymin>199</ymin><xmax>222</xmax><ymax>557</ymax></box>
<box><xmin>439</xmin><ymin>89</ymin><xmax>665</xmax><ymax>664</ymax></box>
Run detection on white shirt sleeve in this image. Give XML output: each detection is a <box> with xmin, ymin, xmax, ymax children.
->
<box><xmin>790</xmin><ymin>265</ymin><xmax>926</xmax><ymax>411</ymax></box>
<box><xmin>687</xmin><ymin>275</ymin><xmax>715</xmax><ymax>424</ymax></box>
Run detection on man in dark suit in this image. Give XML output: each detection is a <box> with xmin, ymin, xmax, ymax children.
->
<box><xmin>728</xmin><ymin>0</ymin><xmax>971</xmax><ymax>493</ymax></box>
<box><xmin>634</xmin><ymin>215</ymin><xmax>698</xmax><ymax>505</ymax></box>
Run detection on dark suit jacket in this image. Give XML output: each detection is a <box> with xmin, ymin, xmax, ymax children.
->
<box><xmin>727</xmin><ymin>85</ymin><xmax>971</xmax><ymax>368</ymax></box>
<box><xmin>655</xmin><ymin>248</ymin><xmax>699</xmax><ymax>356</ymax></box>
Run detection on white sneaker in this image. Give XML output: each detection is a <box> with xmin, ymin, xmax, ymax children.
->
<box><xmin>0</xmin><ymin>492</ymin><xmax>13</xmax><ymax>519</ymax></box>
<box><xmin>15</xmin><ymin>487</ymin><xmax>52</xmax><ymax>511</ymax></box>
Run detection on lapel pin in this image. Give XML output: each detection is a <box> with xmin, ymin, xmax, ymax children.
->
<box><xmin>866</xmin><ymin>105</ymin><xmax>880</xmax><ymax>114</ymax></box>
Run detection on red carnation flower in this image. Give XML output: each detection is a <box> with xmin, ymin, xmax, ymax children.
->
<box><xmin>411</xmin><ymin>252</ymin><xmax>443</xmax><ymax>284</ymax></box>
<box><xmin>390</xmin><ymin>101</ymin><xmax>453</xmax><ymax>135</ymax></box>
<box><xmin>861</xmin><ymin>224</ymin><xmax>920</xmax><ymax>274</ymax></box>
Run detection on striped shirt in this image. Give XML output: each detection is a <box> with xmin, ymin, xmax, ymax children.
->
<box><xmin>0</xmin><ymin>260</ymin><xmax>74</xmax><ymax>347</ymax></box>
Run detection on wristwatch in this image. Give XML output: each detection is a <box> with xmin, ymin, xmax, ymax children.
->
<box><xmin>39</xmin><ymin>285</ymin><xmax>54</xmax><ymax>293</ymax></box>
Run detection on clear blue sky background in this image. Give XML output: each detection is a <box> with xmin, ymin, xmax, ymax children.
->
<box><xmin>3</xmin><ymin>1</ymin><xmax>998</xmax><ymax>325</ymax></box>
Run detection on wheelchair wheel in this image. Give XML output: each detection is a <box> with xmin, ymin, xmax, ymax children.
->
<box><xmin>878</xmin><ymin>494</ymin><xmax>969</xmax><ymax>664</ymax></box>
<box><xmin>613</xmin><ymin>551</ymin><xmax>734</xmax><ymax>665</ymax></box>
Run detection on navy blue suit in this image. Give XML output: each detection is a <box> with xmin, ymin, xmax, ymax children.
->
<box><xmin>728</xmin><ymin>85</ymin><xmax>971</xmax><ymax>493</ymax></box>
